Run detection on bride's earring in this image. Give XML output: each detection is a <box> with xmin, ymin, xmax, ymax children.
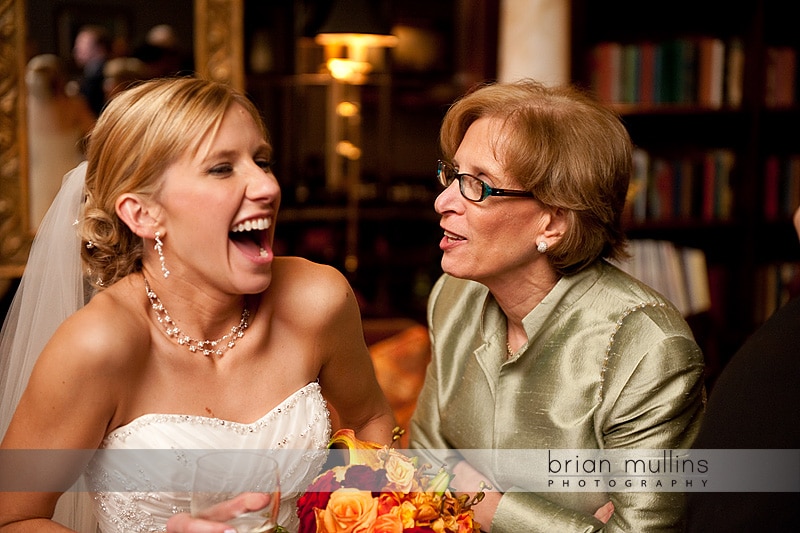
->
<box><xmin>154</xmin><ymin>232</ymin><xmax>170</xmax><ymax>278</ymax></box>
<box><xmin>537</xmin><ymin>241</ymin><xmax>548</xmax><ymax>254</ymax></box>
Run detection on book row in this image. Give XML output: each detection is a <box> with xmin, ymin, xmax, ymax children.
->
<box><xmin>764</xmin><ymin>46</ymin><xmax>797</xmax><ymax>109</ymax></box>
<box><xmin>754</xmin><ymin>262</ymin><xmax>800</xmax><ymax>324</ymax></box>
<box><xmin>613</xmin><ymin>240</ymin><xmax>711</xmax><ymax>318</ymax></box>
<box><xmin>589</xmin><ymin>37</ymin><xmax>744</xmax><ymax>108</ymax></box>
<box><xmin>764</xmin><ymin>154</ymin><xmax>800</xmax><ymax>221</ymax></box>
<box><xmin>627</xmin><ymin>148</ymin><xmax>734</xmax><ymax>223</ymax></box>
<box><xmin>616</xmin><ymin>243</ymin><xmax>800</xmax><ymax>326</ymax></box>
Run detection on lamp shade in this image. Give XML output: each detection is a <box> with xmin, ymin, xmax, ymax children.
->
<box><xmin>317</xmin><ymin>0</ymin><xmax>393</xmax><ymax>37</ymax></box>
<box><xmin>314</xmin><ymin>0</ymin><xmax>397</xmax><ymax>80</ymax></box>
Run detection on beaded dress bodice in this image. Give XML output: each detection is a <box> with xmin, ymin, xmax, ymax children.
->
<box><xmin>85</xmin><ymin>382</ymin><xmax>331</xmax><ymax>533</ymax></box>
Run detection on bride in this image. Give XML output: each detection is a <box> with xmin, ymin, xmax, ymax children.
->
<box><xmin>0</xmin><ymin>77</ymin><xmax>395</xmax><ymax>532</ymax></box>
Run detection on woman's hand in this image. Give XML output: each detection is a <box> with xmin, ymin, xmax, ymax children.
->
<box><xmin>594</xmin><ymin>500</ymin><xmax>614</xmax><ymax>524</ymax></box>
<box><xmin>451</xmin><ymin>460</ymin><xmax>615</xmax><ymax>530</ymax></box>
<box><xmin>166</xmin><ymin>493</ymin><xmax>272</xmax><ymax>533</ymax></box>
<box><xmin>451</xmin><ymin>460</ymin><xmax>502</xmax><ymax>532</ymax></box>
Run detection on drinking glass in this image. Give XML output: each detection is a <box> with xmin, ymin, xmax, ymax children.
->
<box><xmin>190</xmin><ymin>450</ymin><xmax>280</xmax><ymax>533</ymax></box>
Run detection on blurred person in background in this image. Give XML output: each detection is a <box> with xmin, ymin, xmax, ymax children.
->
<box><xmin>134</xmin><ymin>24</ymin><xmax>193</xmax><ymax>78</ymax></box>
<box><xmin>102</xmin><ymin>56</ymin><xmax>147</xmax><ymax>101</ymax></box>
<box><xmin>72</xmin><ymin>24</ymin><xmax>111</xmax><ymax>116</ymax></box>
<box><xmin>685</xmin><ymin>206</ymin><xmax>800</xmax><ymax>532</ymax></box>
<box><xmin>25</xmin><ymin>53</ymin><xmax>95</xmax><ymax>231</ymax></box>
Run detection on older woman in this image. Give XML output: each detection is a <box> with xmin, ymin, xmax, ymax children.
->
<box><xmin>409</xmin><ymin>80</ymin><xmax>705</xmax><ymax>532</ymax></box>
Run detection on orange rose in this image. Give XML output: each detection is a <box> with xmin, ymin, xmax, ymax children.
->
<box><xmin>376</xmin><ymin>492</ymin><xmax>401</xmax><ymax>515</ymax></box>
<box><xmin>456</xmin><ymin>511</ymin><xmax>477</xmax><ymax>533</ymax></box>
<box><xmin>315</xmin><ymin>488</ymin><xmax>379</xmax><ymax>533</ymax></box>
<box><xmin>373</xmin><ymin>512</ymin><xmax>404</xmax><ymax>533</ymax></box>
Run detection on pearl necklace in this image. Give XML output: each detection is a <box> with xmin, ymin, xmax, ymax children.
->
<box><xmin>144</xmin><ymin>277</ymin><xmax>250</xmax><ymax>356</ymax></box>
<box><xmin>506</xmin><ymin>342</ymin><xmax>515</xmax><ymax>359</ymax></box>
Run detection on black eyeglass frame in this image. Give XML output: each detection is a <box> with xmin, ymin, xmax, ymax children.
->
<box><xmin>437</xmin><ymin>160</ymin><xmax>535</xmax><ymax>202</ymax></box>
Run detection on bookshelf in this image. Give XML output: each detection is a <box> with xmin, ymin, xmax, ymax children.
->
<box><xmin>572</xmin><ymin>0</ymin><xmax>800</xmax><ymax>383</ymax></box>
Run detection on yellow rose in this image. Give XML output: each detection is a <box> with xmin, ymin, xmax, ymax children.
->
<box><xmin>408</xmin><ymin>492</ymin><xmax>442</xmax><ymax>523</ymax></box>
<box><xmin>415</xmin><ymin>500</ymin><xmax>441</xmax><ymax>523</ymax></box>
<box><xmin>315</xmin><ymin>488</ymin><xmax>379</xmax><ymax>533</ymax></box>
<box><xmin>383</xmin><ymin>453</ymin><xmax>416</xmax><ymax>492</ymax></box>
<box><xmin>430</xmin><ymin>517</ymin><xmax>447</xmax><ymax>533</ymax></box>
<box><xmin>398</xmin><ymin>500</ymin><xmax>418</xmax><ymax>529</ymax></box>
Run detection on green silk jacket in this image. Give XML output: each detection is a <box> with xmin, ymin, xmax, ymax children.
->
<box><xmin>409</xmin><ymin>260</ymin><xmax>705</xmax><ymax>532</ymax></box>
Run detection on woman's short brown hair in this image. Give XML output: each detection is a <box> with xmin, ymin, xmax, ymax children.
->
<box><xmin>80</xmin><ymin>76</ymin><xmax>268</xmax><ymax>289</ymax></box>
<box><xmin>440</xmin><ymin>79</ymin><xmax>631</xmax><ymax>274</ymax></box>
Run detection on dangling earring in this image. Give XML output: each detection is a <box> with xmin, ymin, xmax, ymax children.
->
<box><xmin>537</xmin><ymin>241</ymin><xmax>548</xmax><ymax>254</ymax></box>
<box><xmin>154</xmin><ymin>231</ymin><xmax>170</xmax><ymax>278</ymax></box>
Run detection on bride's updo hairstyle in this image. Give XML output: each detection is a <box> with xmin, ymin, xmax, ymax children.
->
<box><xmin>79</xmin><ymin>77</ymin><xmax>267</xmax><ymax>289</ymax></box>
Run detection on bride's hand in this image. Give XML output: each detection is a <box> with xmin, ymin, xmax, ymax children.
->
<box><xmin>166</xmin><ymin>493</ymin><xmax>272</xmax><ymax>533</ymax></box>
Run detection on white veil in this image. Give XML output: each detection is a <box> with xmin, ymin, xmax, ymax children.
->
<box><xmin>0</xmin><ymin>161</ymin><xmax>98</xmax><ymax>531</ymax></box>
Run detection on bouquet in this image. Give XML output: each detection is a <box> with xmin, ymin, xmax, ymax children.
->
<box><xmin>296</xmin><ymin>429</ymin><xmax>482</xmax><ymax>533</ymax></box>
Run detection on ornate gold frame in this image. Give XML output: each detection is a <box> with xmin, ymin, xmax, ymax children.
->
<box><xmin>0</xmin><ymin>0</ymin><xmax>243</xmax><ymax>278</ymax></box>
<box><xmin>0</xmin><ymin>0</ymin><xmax>29</xmax><ymax>278</ymax></box>
<box><xmin>194</xmin><ymin>0</ymin><xmax>244</xmax><ymax>90</ymax></box>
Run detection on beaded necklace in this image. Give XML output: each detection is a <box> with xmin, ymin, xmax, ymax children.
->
<box><xmin>144</xmin><ymin>277</ymin><xmax>249</xmax><ymax>356</ymax></box>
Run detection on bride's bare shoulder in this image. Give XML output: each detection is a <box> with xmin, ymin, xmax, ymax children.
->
<box><xmin>46</xmin><ymin>277</ymin><xmax>149</xmax><ymax>370</ymax></box>
<box><xmin>272</xmin><ymin>256</ymin><xmax>349</xmax><ymax>291</ymax></box>
<box><xmin>269</xmin><ymin>256</ymin><xmax>356</xmax><ymax>314</ymax></box>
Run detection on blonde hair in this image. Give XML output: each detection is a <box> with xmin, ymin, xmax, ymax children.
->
<box><xmin>80</xmin><ymin>77</ymin><xmax>268</xmax><ymax>289</ymax></box>
<box><xmin>440</xmin><ymin>79</ymin><xmax>631</xmax><ymax>274</ymax></box>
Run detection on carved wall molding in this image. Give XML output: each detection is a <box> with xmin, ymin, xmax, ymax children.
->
<box><xmin>0</xmin><ymin>0</ymin><xmax>29</xmax><ymax>277</ymax></box>
<box><xmin>194</xmin><ymin>0</ymin><xmax>244</xmax><ymax>90</ymax></box>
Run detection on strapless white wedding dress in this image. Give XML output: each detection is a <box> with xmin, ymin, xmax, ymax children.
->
<box><xmin>84</xmin><ymin>382</ymin><xmax>331</xmax><ymax>533</ymax></box>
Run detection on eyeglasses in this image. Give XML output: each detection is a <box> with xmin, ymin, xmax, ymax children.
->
<box><xmin>437</xmin><ymin>160</ymin><xmax>534</xmax><ymax>203</ymax></box>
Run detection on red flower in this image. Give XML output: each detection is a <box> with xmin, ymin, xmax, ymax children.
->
<box><xmin>376</xmin><ymin>492</ymin><xmax>401</xmax><ymax>515</ymax></box>
<box><xmin>342</xmin><ymin>464</ymin><xmax>388</xmax><ymax>493</ymax></box>
<box><xmin>310</xmin><ymin>470</ymin><xmax>342</xmax><ymax>493</ymax></box>
<box><xmin>297</xmin><ymin>470</ymin><xmax>342</xmax><ymax>533</ymax></box>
